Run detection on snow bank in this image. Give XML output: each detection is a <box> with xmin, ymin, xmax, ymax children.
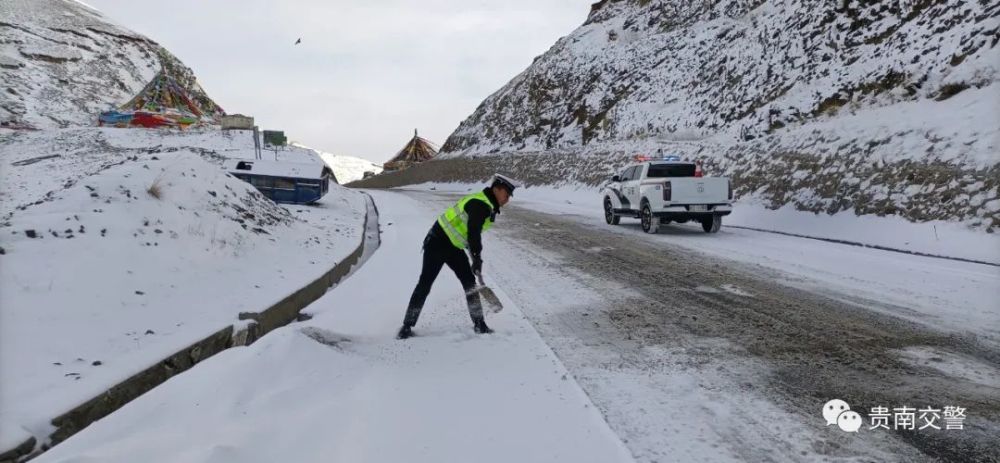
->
<box><xmin>0</xmin><ymin>127</ymin><xmax>368</xmax><ymax>452</ymax></box>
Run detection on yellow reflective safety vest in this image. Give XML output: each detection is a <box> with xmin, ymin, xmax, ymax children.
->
<box><xmin>437</xmin><ymin>191</ymin><xmax>494</xmax><ymax>249</ymax></box>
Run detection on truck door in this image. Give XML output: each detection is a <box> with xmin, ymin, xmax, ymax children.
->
<box><xmin>619</xmin><ymin>166</ymin><xmax>638</xmax><ymax>210</ymax></box>
<box><xmin>625</xmin><ymin>164</ymin><xmax>645</xmax><ymax>206</ymax></box>
<box><xmin>610</xmin><ymin>166</ymin><xmax>634</xmax><ymax>210</ymax></box>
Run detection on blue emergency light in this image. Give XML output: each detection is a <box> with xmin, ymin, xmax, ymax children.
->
<box><xmin>662</xmin><ymin>155</ymin><xmax>682</xmax><ymax>161</ymax></box>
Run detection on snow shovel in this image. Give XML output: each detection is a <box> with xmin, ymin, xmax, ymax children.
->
<box><xmin>469</xmin><ymin>272</ymin><xmax>503</xmax><ymax>313</ymax></box>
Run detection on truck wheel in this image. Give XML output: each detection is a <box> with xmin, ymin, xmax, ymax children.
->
<box><xmin>701</xmin><ymin>215</ymin><xmax>721</xmax><ymax>233</ymax></box>
<box><xmin>641</xmin><ymin>201</ymin><xmax>659</xmax><ymax>234</ymax></box>
<box><xmin>604</xmin><ymin>197</ymin><xmax>620</xmax><ymax>225</ymax></box>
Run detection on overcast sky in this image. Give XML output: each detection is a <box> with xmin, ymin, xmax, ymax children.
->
<box><xmin>83</xmin><ymin>0</ymin><xmax>593</xmax><ymax>163</ymax></box>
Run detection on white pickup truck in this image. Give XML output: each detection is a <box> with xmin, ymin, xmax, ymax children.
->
<box><xmin>602</xmin><ymin>160</ymin><xmax>733</xmax><ymax>233</ymax></box>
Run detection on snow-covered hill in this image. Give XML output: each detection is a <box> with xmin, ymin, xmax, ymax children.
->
<box><xmin>0</xmin><ymin>0</ymin><xmax>217</xmax><ymax>129</ymax></box>
<box><xmin>0</xmin><ymin>126</ymin><xmax>369</xmax><ymax>460</ymax></box>
<box><xmin>444</xmin><ymin>1</ymin><xmax>999</xmax><ymax>152</ymax></box>
<box><xmin>433</xmin><ymin>0</ymin><xmax>999</xmax><ymax>230</ymax></box>
<box><xmin>290</xmin><ymin>142</ymin><xmax>383</xmax><ymax>184</ymax></box>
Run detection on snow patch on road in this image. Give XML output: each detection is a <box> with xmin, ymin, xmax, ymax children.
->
<box><xmin>719</xmin><ymin>284</ymin><xmax>753</xmax><ymax>297</ymax></box>
<box><xmin>694</xmin><ymin>285</ymin><xmax>722</xmax><ymax>294</ymax></box>
<box><xmin>895</xmin><ymin>347</ymin><xmax>1000</xmax><ymax>389</ymax></box>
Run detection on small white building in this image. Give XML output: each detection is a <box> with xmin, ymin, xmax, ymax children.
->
<box><xmin>220</xmin><ymin>114</ymin><xmax>255</xmax><ymax>130</ymax></box>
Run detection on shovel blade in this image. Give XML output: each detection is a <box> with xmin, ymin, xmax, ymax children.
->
<box><xmin>465</xmin><ymin>285</ymin><xmax>503</xmax><ymax>312</ymax></box>
<box><xmin>479</xmin><ymin>286</ymin><xmax>503</xmax><ymax>313</ymax></box>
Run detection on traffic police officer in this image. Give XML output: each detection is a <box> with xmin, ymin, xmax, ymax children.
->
<box><xmin>397</xmin><ymin>174</ymin><xmax>518</xmax><ymax>339</ymax></box>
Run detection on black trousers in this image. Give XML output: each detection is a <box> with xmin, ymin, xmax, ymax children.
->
<box><xmin>403</xmin><ymin>226</ymin><xmax>484</xmax><ymax>328</ymax></box>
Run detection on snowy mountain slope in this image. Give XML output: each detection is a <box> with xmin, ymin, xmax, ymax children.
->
<box><xmin>432</xmin><ymin>0</ymin><xmax>999</xmax><ymax>229</ymax></box>
<box><xmin>0</xmin><ymin>0</ymin><xmax>217</xmax><ymax>129</ymax></box>
<box><xmin>444</xmin><ymin>0</ymin><xmax>999</xmax><ymax>151</ymax></box>
<box><xmin>290</xmin><ymin>141</ymin><xmax>383</xmax><ymax>184</ymax></box>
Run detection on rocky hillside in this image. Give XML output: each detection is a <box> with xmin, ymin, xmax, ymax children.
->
<box><xmin>0</xmin><ymin>0</ymin><xmax>215</xmax><ymax>129</ymax></box>
<box><xmin>422</xmin><ymin>0</ymin><xmax>999</xmax><ymax>230</ymax></box>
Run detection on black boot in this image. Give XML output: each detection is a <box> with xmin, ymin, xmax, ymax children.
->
<box><xmin>397</xmin><ymin>325</ymin><xmax>414</xmax><ymax>339</ymax></box>
<box><xmin>473</xmin><ymin>320</ymin><xmax>494</xmax><ymax>334</ymax></box>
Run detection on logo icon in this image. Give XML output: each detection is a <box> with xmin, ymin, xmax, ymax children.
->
<box><xmin>823</xmin><ymin>399</ymin><xmax>851</xmax><ymax>426</ymax></box>
<box><xmin>837</xmin><ymin>410</ymin><xmax>863</xmax><ymax>432</ymax></box>
<box><xmin>823</xmin><ymin>399</ymin><xmax>860</xmax><ymax>432</ymax></box>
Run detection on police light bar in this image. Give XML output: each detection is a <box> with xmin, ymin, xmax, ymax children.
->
<box><xmin>662</xmin><ymin>155</ymin><xmax>682</xmax><ymax>161</ymax></box>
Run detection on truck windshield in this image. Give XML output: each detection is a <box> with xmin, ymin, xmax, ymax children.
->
<box><xmin>647</xmin><ymin>163</ymin><xmax>696</xmax><ymax>177</ymax></box>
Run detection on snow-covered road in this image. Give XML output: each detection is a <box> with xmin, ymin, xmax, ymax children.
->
<box><xmin>36</xmin><ymin>188</ymin><xmax>1000</xmax><ymax>463</ymax></box>
<box><xmin>479</xmin><ymin>198</ymin><xmax>999</xmax><ymax>462</ymax></box>
<box><xmin>35</xmin><ymin>189</ymin><xmax>634</xmax><ymax>463</ymax></box>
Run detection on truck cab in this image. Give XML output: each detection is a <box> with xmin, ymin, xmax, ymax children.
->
<box><xmin>602</xmin><ymin>159</ymin><xmax>733</xmax><ymax>233</ymax></box>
